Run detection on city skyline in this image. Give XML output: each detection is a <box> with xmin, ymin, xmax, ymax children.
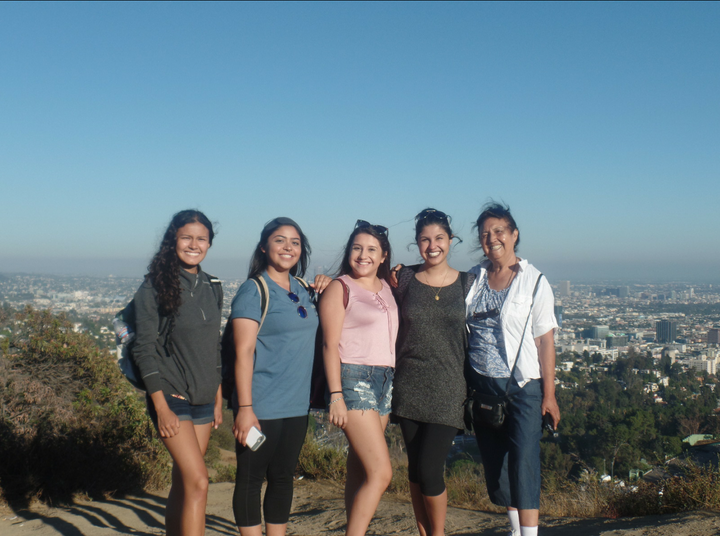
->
<box><xmin>2</xmin><ymin>3</ymin><xmax>719</xmax><ymax>282</ymax></box>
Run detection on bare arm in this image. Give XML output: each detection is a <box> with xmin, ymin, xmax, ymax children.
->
<box><xmin>212</xmin><ymin>384</ymin><xmax>223</xmax><ymax>430</ymax></box>
<box><xmin>232</xmin><ymin>317</ymin><xmax>261</xmax><ymax>446</ymax></box>
<box><xmin>311</xmin><ymin>274</ymin><xmax>333</xmax><ymax>294</ymax></box>
<box><xmin>319</xmin><ymin>280</ymin><xmax>348</xmax><ymax>429</ymax></box>
<box><xmin>536</xmin><ymin>330</ymin><xmax>560</xmax><ymax>429</ymax></box>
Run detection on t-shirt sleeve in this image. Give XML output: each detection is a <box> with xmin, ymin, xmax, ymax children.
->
<box><xmin>532</xmin><ymin>276</ymin><xmax>558</xmax><ymax>338</ymax></box>
<box><xmin>230</xmin><ymin>279</ymin><xmax>262</xmax><ymax>323</ymax></box>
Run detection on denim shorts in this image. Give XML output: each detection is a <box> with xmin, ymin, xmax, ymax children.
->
<box><xmin>340</xmin><ymin>363</ymin><xmax>394</xmax><ymax>416</ymax></box>
<box><xmin>147</xmin><ymin>393</ymin><xmax>215</xmax><ymax>428</ymax></box>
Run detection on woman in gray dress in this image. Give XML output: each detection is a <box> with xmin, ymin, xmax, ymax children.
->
<box><xmin>392</xmin><ymin>208</ymin><xmax>474</xmax><ymax>536</ymax></box>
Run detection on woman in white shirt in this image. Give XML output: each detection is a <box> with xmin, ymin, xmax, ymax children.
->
<box><xmin>465</xmin><ymin>202</ymin><xmax>560</xmax><ymax>536</ymax></box>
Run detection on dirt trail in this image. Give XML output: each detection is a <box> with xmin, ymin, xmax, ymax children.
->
<box><xmin>2</xmin><ymin>480</ymin><xmax>719</xmax><ymax>536</ymax></box>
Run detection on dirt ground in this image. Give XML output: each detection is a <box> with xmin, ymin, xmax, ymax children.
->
<box><xmin>2</xmin><ymin>479</ymin><xmax>719</xmax><ymax>536</ymax></box>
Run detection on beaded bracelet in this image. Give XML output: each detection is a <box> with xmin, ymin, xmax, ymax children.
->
<box><xmin>328</xmin><ymin>397</ymin><xmax>344</xmax><ymax>406</ymax></box>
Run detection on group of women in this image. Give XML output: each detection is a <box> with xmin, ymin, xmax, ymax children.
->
<box><xmin>131</xmin><ymin>203</ymin><xmax>559</xmax><ymax>536</ymax></box>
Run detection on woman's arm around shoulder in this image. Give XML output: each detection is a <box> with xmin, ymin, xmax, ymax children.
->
<box><xmin>319</xmin><ymin>279</ymin><xmax>348</xmax><ymax>429</ymax></box>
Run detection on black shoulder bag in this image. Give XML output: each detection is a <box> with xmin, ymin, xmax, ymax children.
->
<box><xmin>464</xmin><ymin>273</ymin><xmax>543</xmax><ymax>430</ymax></box>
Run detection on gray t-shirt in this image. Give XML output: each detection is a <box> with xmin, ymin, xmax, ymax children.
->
<box><xmin>392</xmin><ymin>268</ymin><xmax>469</xmax><ymax>430</ymax></box>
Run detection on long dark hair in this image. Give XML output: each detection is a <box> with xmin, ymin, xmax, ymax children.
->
<box><xmin>147</xmin><ymin>209</ymin><xmax>215</xmax><ymax>317</ymax></box>
<box><xmin>248</xmin><ymin>217</ymin><xmax>311</xmax><ymax>279</ymax></box>
<box><xmin>339</xmin><ymin>223</ymin><xmax>392</xmax><ymax>285</ymax></box>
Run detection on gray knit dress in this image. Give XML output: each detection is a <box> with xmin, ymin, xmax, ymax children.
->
<box><xmin>392</xmin><ymin>266</ymin><xmax>474</xmax><ymax>430</ymax></box>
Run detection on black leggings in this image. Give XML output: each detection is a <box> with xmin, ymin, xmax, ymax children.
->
<box><xmin>233</xmin><ymin>415</ymin><xmax>308</xmax><ymax>527</ymax></box>
<box><xmin>398</xmin><ymin>417</ymin><xmax>458</xmax><ymax>496</ymax></box>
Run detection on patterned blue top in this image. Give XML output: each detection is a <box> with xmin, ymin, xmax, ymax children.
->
<box><xmin>467</xmin><ymin>273</ymin><xmax>511</xmax><ymax>378</ymax></box>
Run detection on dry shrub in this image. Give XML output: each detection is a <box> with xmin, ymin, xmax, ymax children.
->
<box><xmin>540</xmin><ymin>477</ymin><xmax>614</xmax><ymax>517</ymax></box>
<box><xmin>211</xmin><ymin>464</ymin><xmax>237</xmax><ymax>483</ymax></box>
<box><xmin>445</xmin><ymin>459</ymin><xmax>503</xmax><ymax>513</ymax></box>
<box><xmin>297</xmin><ymin>430</ymin><xmax>347</xmax><ymax>481</ymax></box>
<box><xmin>0</xmin><ymin>307</ymin><xmax>170</xmax><ymax>505</ymax></box>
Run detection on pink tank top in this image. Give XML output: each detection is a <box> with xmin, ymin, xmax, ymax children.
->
<box><xmin>338</xmin><ymin>275</ymin><xmax>398</xmax><ymax>367</ymax></box>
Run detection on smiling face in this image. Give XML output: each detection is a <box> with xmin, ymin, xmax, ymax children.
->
<box><xmin>261</xmin><ymin>225</ymin><xmax>301</xmax><ymax>273</ymax></box>
<box><xmin>417</xmin><ymin>223</ymin><xmax>452</xmax><ymax>268</ymax></box>
<box><xmin>349</xmin><ymin>232</ymin><xmax>387</xmax><ymax>279</ymax></box>
<box><xmin>175</xmin><ymin>221</ymin><xmax>211</xmax><ymax>273</ymax></box>
<box><xmin>480</xmin><ymin>217</ymin><xmax>518</xmax><ymax>265</ymax></box>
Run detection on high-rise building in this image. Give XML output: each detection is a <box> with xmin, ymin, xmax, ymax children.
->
<box><xmin>554</xmin><ymin>305</ymin><xmax>563</xmax><ymax>328</ymax></box>
<box><xmin>708</xmin><ymin>328</ymin><xmax>720</xmax><ymax>345</ymax></box>
<box><xmin>656</xmin><ymin>320</ymin><xmax>677</xmax><ymax>343</ymax></box>
<box><xmin>607</xmin><ymin>335</ymin><xmax>629</xmax><ymax>348</ymax></box>
<box><xmin>582</xmin><ymin>325</ymin><xmax>610</xmax><ymax>339</ymax></box>
<box><xmin>558</xmin><ymin>281</ymin><xmax>571</xmax><ymax>297</ymax></box>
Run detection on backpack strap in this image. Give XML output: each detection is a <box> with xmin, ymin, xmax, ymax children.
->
<box><xmin>205</xmin><ymin>273</ymin><xmax>223</xmax><ymax>311</ymax></box>
<box><xmin>504</xmin><ymin>273</ymin><xmax>543</xmax><ymax>396</ymax></box>
<box><xmin>335</xmin><ymin>278</ymin><xmax>350</xmax><ymax>309</ymax></box>
<box><xmin>250</xmin><ymin>275</ymin><xmax>270</xmax><ymax>331</ymax></box>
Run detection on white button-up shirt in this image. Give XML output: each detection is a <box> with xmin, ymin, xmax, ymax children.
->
<box><xmin>465</xmin><ymin>259</ymin><xmax>557</xmax><ymax>385</ymax></box>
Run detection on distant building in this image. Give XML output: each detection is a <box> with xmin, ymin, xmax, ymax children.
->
<box><xmin>656</xmin><ymin>320</ymin><xmax>677</xmax><ymax>343</ymax></box>
<box><xmin>558</xmin><ymin>281</ymin><xmax>571</xmax><ymax>297</ymax></box>
<box><xmin>607</xmin><ymin>335</ymin><xmax>628</xmax><ymax>348</ymax></box>
<box><xmin>583</xmin><ymin>325</ymin><xmax>609</xmax><ymax>339</ymax></box>
<box><xmin>554</xmin><ymin>305</ymin><xmax>563</xmax><ymax>328</ymax></box>
<box><xmin>688</xmin><ymin>356</ymin><xmax>717</xmax><ymax>376</ymax></box>
<box><xmin>708</xmin><ymin>328</ymin><xmax>720</xmax><ymax>345</ymax></box>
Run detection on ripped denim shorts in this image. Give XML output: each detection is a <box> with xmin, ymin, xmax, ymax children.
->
<box><xmin>340</xmin><ymin>363</ymin><xmax>394</xmax><ymax>416</ymax></box>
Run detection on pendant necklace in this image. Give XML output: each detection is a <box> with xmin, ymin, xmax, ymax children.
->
<box><xmin>423</xmin><ymin>269</ymin><xmax>449</xmax><ymax>301</ymax></box>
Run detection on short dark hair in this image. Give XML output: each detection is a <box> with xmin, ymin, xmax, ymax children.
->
<box><xmin>474</xmin><ymin>201</ymin><xmax>520</xmax><ymax>252</ymax></box>
<box><xmin>248</xmin><ymin>217</ymin><xmax>311</xmax><ymax>279</ymax></box>
<box><xmin>414</xmin><ymin>208</ymin><xmax>455</xmax><ymax>243</ymax></box>
<box><xmin>339</xmin><ymin>225</ymin><xmax>392</xmax><ymax>284</ymax></box>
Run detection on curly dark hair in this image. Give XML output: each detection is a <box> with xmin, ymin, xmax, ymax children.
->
<box><xmin>248</xmin><ymin>217</ymin><xmax>311</xmax><ymax>279</ymax></box>
<box><xmin>147</xmin><ymin>209</ymin><xmax>215</xmax><ymax>317</ymax></box>
<box><xmin>339</xmin><ymin>222</ymin><xmax>392</xmax><ymax>285</ymax></box>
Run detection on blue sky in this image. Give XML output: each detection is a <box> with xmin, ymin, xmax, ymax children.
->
<box><xmin>1</xmin><ymin>2</ymin><xmax>718</xmax><ymax>282</ymax></box>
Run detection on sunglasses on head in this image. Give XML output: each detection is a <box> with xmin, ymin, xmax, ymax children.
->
<box><xmin>355</xmin><ymin>220</ymin><xmax>388</xmax><ymax>235</ymax></box>
<box><xmin>417</xmin><ymin>209</ymin><xmax>449</xmax><ymax>223</ymax></box>
<box><xmin>287</xmin><ymin>291</ymin><xmax>308</xmax><ymax>319</ymax></box>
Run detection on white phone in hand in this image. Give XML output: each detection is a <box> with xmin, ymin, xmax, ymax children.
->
<box><xmin>246</xmin><ymin>425</ymin><xmax>267</xmax><ymax>451</ymax></box>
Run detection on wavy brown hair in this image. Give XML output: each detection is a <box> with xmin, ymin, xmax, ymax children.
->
<box><xmin>147</xmin><ymin>209</ymin><xmax>215</xmax><ymax>317</ymax></box>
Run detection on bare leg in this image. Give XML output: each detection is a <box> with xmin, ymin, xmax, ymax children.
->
<box><xmin>345</xmin><ymin>445</ymin><xmax>365</xmax><ymax>518</ymax></box>
<box><xmin>422</xmin><ymin>490</ymin><xmax>448</xmax><ymax>536</ymax></box>
<box><xmin>408</xmin><ymin>482</ymin><xmax>429</xmax><ymax>536</ymax></box>
<box><xmin>518</xmin><ymin>508</ymin><xmax>539</xmax><ymax>532</ymax></box>
<box><xmin>238</xmin><ymin>526</ymin><xmax>262</xmax><ymax>536</ymax></box>
<box><xmin>266</xmin><ymin>523</ymin><xmax>288</xmax><ymax>536</ymax></box>
<box><xmin>343</xmin><ymin>411</ymin><xmax>392</xmax><ymax>536</ymax></box>
<box><xmin>163</xmin><ymin>421</ymin><xmax>212</xmax><ymax>536</ymax></box>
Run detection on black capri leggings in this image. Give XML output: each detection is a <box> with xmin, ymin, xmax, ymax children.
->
<box><xmin>233</xmin><ymin>415</ymin><xmax>308</xmax><ymax>527</ymax></box>
<box><xmin>398</xmin><ymin>417</ymin><xmax>459</xmax><ymax>496</ymax></box>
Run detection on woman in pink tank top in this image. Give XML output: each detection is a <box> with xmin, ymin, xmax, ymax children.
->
<box><xmin>319</xmin><ymin>220</ymin><xmax>399</xmax><ymax>536</ymax></box>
